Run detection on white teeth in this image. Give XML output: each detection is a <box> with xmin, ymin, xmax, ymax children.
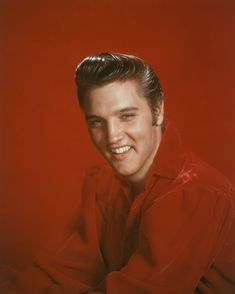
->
<box><xmin>112</xmin><ymin>146</ymin><xmax>131</xmax><ymax>154</ymax></box>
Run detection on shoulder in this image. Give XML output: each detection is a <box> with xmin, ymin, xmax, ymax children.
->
<box><xmin>178</xmin><ymin>152</ymin><xmax>235</xmax><ymax>196</ymax></box>
<box><xmin>150</xmin><ymin>151</ymin><xmax>235</xmax><ymax>219</ymax></box>
<box><xmin>164</xmin><ymin>151</ymin><xmax>235</xmax><ymax>220</ymax></box>
<box><xmin>82</xmin><ymin>162</ymin><xmax>115</xmax><ymax>195</ymax></box>
<box><xmin>84</xmin><ymin>162</ymin><xmax>113</xmax><ymax>178</ymax></box>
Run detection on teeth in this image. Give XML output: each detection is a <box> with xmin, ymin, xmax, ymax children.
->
<box><xmin>112</xmin><ymin>146</ymin><xmax>131</xmax><ymax>154</ymax></box>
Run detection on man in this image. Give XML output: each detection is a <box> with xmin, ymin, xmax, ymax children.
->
<box><xmin>1</xmin><ymin>53</ymin><xmax>235</xmax><ymax>293</ymax></box>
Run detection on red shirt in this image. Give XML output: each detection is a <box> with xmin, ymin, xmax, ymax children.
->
<box><xmin>1</xmin><ymin>125</ymin><xmax>235</xmax><ymax>293</ymax></box>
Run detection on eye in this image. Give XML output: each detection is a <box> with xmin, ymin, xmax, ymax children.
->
<box><xmin>87</xmin><ymin>118</ymin><xmax>104</xmax><ymax>128</ymax></box>
<box><xmin>120</xmin><ymin>113</ymin><xmax>136</xmax><ymax>121</ymax></box>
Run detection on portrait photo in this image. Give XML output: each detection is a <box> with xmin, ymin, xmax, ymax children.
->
<box><xmin>1</xmin><ymin>1</ymin><xmax>235</xmax><ymax>293</ymax></box>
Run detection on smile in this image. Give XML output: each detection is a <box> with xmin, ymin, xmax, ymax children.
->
<box><xmin>111</xmin><ymin>145</ymin><xmax>131</xmax><ymax>154</ymax></box>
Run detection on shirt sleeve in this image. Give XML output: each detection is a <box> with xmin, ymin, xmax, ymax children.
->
<box><xmin>105</xmin><ymin>185</ymin><xmax>235</xmax><ymax>294</ymax></box>
<box><xmin>0</xmin><ymin>171</ymin><xmax>106</xmax><ymax>294</ymax></box>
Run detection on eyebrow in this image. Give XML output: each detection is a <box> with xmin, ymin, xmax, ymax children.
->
<box><xmin>116</xmin><ymin>107</ymin><xmax>139</xmax><ymax>114</ymax></box>
<box><xmin>85</xmin><ymin>107</ymin><xmax>139</xmax><ymax>120</ymax></box>
<box><xmin>85</xmin><ymin>115</ymin><xmax>101</xmax><ymax>121</ymax></box>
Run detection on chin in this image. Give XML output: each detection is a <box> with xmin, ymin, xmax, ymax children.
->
<box><xmin>107</xmin><ymin>158</ymin><xmax>138</xmax><ymax>177</ymax></box>
<box><xmin>113</xmin><ymin>166</ymin><xmax>137</xmax><ymax>178</ymax></box>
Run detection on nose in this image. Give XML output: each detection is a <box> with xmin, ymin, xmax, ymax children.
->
<box><xmin>106</xmin><ymin>120</ymin><xmax>123</xmax><ymax>145</ymax></box>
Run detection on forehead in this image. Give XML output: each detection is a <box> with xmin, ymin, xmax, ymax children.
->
<box><xmin>83</xmin><ymin>80</ymin><xmax>148</xmax><ymax>116</ymax></box>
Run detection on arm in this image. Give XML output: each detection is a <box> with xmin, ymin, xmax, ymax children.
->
<box><xmin>0</xmin><ymin>172</ymin><xmax>106</xmax><ymax>294</ymax></box>
<box><xmin>105</xmin><ymin>186</ymin><xmax>235</xmax><ymax>293</ymax></box>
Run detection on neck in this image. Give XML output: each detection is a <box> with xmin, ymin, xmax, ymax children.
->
<box><xmin>130</xmin><ymin>181</ymin><xmax>145</xmax><ymax>198</ymax></box>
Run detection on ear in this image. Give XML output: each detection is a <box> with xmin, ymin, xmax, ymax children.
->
<box><xmin>155</xmin><ymin>101</ymin><xmax>164</xmax><ymax>125</ymax></box>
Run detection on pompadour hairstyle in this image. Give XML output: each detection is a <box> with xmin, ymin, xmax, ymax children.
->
<box><xmin>75</xmin><ymin>52</ymin><xmax>164</xmax><ymax>125</ymax></box>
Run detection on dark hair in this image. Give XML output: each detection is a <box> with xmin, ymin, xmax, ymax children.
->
<box><xmin>75</xmin><ymin>52</ymin><xmax>163</xmax><ymax>125</ymax></box>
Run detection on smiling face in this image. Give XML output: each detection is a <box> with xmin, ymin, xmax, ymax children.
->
<box><xmin>83</xmin><ymin>80</ymin><xmax>163</xmax><ymax>184</ymax></box>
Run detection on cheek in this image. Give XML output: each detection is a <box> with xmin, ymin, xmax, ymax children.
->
<box><xmin>129</xmin><ymin>118</ymin><xmax>153</xmax><ymax>139</ymax></box>
<box><xmin>89</xmin><ymin>129</ymin><xmax>105</xmax><ymax>148</ymax></box>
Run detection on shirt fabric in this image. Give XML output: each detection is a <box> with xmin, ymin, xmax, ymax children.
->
<box><xmin>1</xmin><ymin>124</ymin><xmax>235</xmax><ymax>293</ymax></box>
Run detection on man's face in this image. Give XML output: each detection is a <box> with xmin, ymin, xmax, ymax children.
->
<box><xmin>83</xmin><ymin>80</ymin><xmax>163</xmax><ymax>183</ymax></box>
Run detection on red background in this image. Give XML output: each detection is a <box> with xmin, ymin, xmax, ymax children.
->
<box><xmin>1</xmin><ymin>0</ymin><xmax>235</xmax><ymax>268</ymax></box>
